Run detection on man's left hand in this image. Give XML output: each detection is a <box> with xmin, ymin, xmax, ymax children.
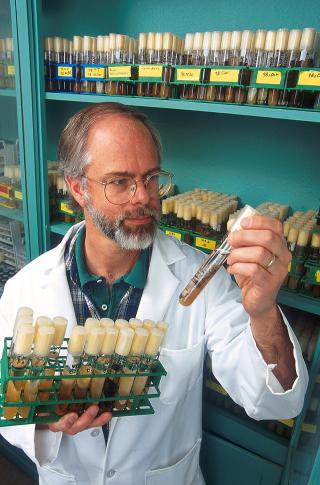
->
<box><xmin>227</xmin><ymin>215</ymin><xmax>291</xmax><ymax>318</ymax></box>
<box><xmin>227</xmin><ymin>215</ymin><xmax>296</xmax><ymax>390</ymax></box>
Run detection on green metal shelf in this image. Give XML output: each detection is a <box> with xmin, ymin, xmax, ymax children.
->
<box><xmin>202</xmin><ymin>399</ymin><xmax>288</xmax><ymax>467</ymax></box>
<box><xmin>50</xmin><ymin>221</ymin><xmax>73</xmax><ymax>235</ymax></box>
<box><xmin>0</xmin><ymin>206</ymin><xmax>23</xmax><ymax>222</ymax></box>
<box><xmin>0</xmin><ymin>89</ymin><xmax>16</xmax><ymax>97</ymax></box>
<box><xmin>45</xmin><ymin>92</ymin><xmax>320</xmax><ymax>123</ymax></box>
<box><xmin>278</xmin><ymin>289</ymin><xmax>320</xmax><ymax>316</ymax></box>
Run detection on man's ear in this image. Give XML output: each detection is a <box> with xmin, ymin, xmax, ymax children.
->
<box><xmin>66</xmin><ymin>176</ymin><xmax>86</xmax><ymax>209</ymax></box>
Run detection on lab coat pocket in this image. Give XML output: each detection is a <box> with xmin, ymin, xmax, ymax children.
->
<box><xmin>159</xmin><ymin>337</ymin><xmax>204</xmax><ymax>404</ymax></box>
<box><xmin>145</xmin><ymin>438</ymin><xmax>202</xmax><ymax>485</ymax></box>
<box><xmin>40</xmin><ymin>466</ymin><xmax>76</xmax><ymax>485</ymax></box>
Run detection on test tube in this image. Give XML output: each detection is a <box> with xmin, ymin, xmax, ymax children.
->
<box><xmin>179</xmin><ymin>205</ymin><xmax>258</xmax><ymax>306</ymax></box>
<box><xmin>55</xmin><ymin>325</ymin><xmax>87</xmax><ymax>416</ymax></box>
<box><xmin>3</xmin><ymin>325</ymin><xmax>35</xmax><ymax>419</ymax></box>
<box><xmin>267</xmin><ymin>29</ymin><xmax>289</xmax><ymax>106</ymax></box>
<box><xmin>70</xmin><ymin>326</ymin><xmax>105</xmax><ymax>413</ymax></box>
<box><xmin>130</xmin><ymin>328</ymin><xmax>164</xmax><ymax>399</ymax></box>
<box><xmin>224</xmin><ymin>31</ymin><xmax>242</xmax><ymax>103</ymax></box>
<box><xmin>115</xmin><ymin>327</ymin><xmax>149</xmax><ymax>410</ymax></box>
<box><xmin>39</xmin><ymin>316</ymin><xmax>68</xmax><ymax>400</ymax></box>
<box><xmin>247</xmin><ymin>30</ymin><xmax>266</xmax><ymax>105</ymax></box>
<box><xmin>90</xmin><ymin>326</ymin><xmax>119</xmax><ymax>406</ymax></box>
<box><xmin>234</xmin><ymin>30</ymin><xmax>255</xmax><ymax>104</ymax></box>
<box><xmin>19</xmin><ymin>326</ymin><xmax>54</xmax><ymax>418</ymax></box>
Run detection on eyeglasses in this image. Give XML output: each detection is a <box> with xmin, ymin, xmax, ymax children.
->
<box><xmin>82</xmin><ymin>170</ymin><xmax>173</xmax><ymax>205</ymax></box>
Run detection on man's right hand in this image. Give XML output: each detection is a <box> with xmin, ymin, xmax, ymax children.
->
<box><xmin>47</xmin><ymin>405</ymin><xmax>112</xmax><ymax>435</ymax></box>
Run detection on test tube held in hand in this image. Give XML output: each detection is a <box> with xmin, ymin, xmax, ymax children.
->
<box><xmin>179</xmin><ymin>205</ymin><xmax>258</xmax><ymax>306</ymax></box>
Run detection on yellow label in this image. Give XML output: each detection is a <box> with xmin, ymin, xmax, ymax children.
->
<box><xmin>108</xmin><ymin>66</ymin><xmax>131</xmax><ymax>78</ymax></box>
<box><xmin>279</xmin><ymin>418</ymin><xmax>295</xmax><ymax>428</ymax></box>
<box><xmin>298</xmin><ymin>70</ymin><xmax>320</xmax><ymax>87</ymax></box>
<box><xmin>14</xmin><ymin>190</ymin><xmax>23</xmax><ymax>200</ymax></box>
<box><xmin>288</xmin><ymin>261</ymin><xmax>292</xmax><ymax>273</ymax></box>
<box><xmin>210</xmin><ymin>69</ymin><xmax>239</xmax><ymax>83</ymax></box>
<box><xmin>7</xmin><ymin>65</ymin><xmax>15</xmax><ymax>76</ymax></box>
<box><xmin>302</xmin><ymin>423</ymin><xmax>317</xmax><ymax>434</ymax></box>
<box><xmin>316</xmin><ymin>270</ymin><xmax>320</xmax><ymax>283</ymax></box>
<box><xmin>84</xmin><ymin>67</ymin><xmax>106</xmax><ymax>79</ymax></box>
<box><xmin>60</xmin><ymin>202</ymin><xmax>74</xmax><ymax>215</ymax></box>
<box><xmin>206</xmin><ymin>380</ymin><xmax>228</xmax><ymax>396</ymax></box>
<box><xmin>57</xmin><ymin>66</ymin><xmax>73</xmax><ymax>78</ymax></box>
<box><xmin>165</xmin><ymin>230</ymin><xmax>181</xmax><ymax>240</ymax></box>
<box><xmin>176</xmin><ymin>68</ymin><xmax>201</xmax><ymax>82</ymax></box>
<box><xmin>195</xmin><ymin>237</ymin><xmax>216</xmax><ymax>251</ymax></box>
<box><xmin>138</xmin><ymin>65</ymin><xmax>163</xmax><ymax>78</ymax></box>
<box><xmin>256</xmin><ymin>70</ymin><xmax>282</xmax><ymax>85</ymax></box>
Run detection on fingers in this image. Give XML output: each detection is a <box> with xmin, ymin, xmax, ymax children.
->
<box><xmin>229</xmin><ymin>228</ymin><xmax>284</xmax><ymax>259</ymax></box>
<box><xmin>227</xmin><ymin>246</ymin><xmax>275</xmax><ymax>270</ymax></box>
<box><xmin>240</xmin><ymin>215</ymin><xmax>284</xmax><ymax>237</ymax></box>
<box><xmin>48</xmin><ymin>405</ymin><xmax>112</xmax><ymax>435</ymax></box>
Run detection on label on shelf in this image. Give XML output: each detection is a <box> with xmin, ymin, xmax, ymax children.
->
<box><xmin>57</xmin><ymin>66</ymin><xmax>73</xmax><ymax>78</ymax></box>
<box><xmin>165</xmin><ymin>230</ymin><xmax>181</xmax><ymax>240</ymax></box>
<box><xmin>176</xmin><ymin>68</ymin><xmax>201</xmax><ymax>82</ymax></box>
<box><xmin>297</xmin><ymin>70</ymin><xmax>320</xmax><ymax>87</ymax></box>
<box><xmin>205</xmin><ymin>379</ymin><xmax>228</xmax><ymax>396</ymax></box>
<box><xmin>210</xmin><ymin>69</ymin><xmax>239</xmax><ymax>83</ymax></box>
<box><xmin>138</xmin><ymin>65</ymin><xmax>163</xmax><ymax>78</ymax></box>
<box><xmin>108</xmin><ymin>66</ymin><xmax>132</xmax><ymax>78</ymax></box>
<box><xmin>256</xmin><ymin>70</ymin><xmax>282</xmax><ymax>85</ymax></box>
<box><xmin>84</xmin><ymin>67</ymin><xmax>106</xmax><ymax>79</ymax></box>
<box><xmin>279</xmin><ymin>418</ymin><xmax>295</xmax><ymax>428</ymax></box>
<box><xmin>14</xmin><ymin>190</ymin><xmax>22</xmax><ymax>201</ymax></box>
<box><xmin>7</xmin><ymin>65</ymin><xmax>15</xmax><ymax>76</ymax></box>
<box><xmin>301</xmin><ymin>423</ymin><xmax>317</xmax><ymax>434</ymax></box>
<box><xmin>60</xmin><ymin>202</ymin><xmax>74</xmax><ymax>215</ymax></box>
<box><xmin>195</xmin><ymin>237</ymin><xmax>216</xmax><ymax>251</ymax></box>
<box><xmin>316</xmin><ymin>270</ymin><xmax>320</xmax><ymax>283</ymax></box>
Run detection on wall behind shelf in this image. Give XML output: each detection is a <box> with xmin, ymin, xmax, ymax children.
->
<box><xmin>46</xmin><ymin>101</ymin><xmax>319</xmax><ymax>210</ymax></box>
<box><xmin>41</xmin><ymin>0</ymin><xmax>320</xmax><ymax>37</ymax></box>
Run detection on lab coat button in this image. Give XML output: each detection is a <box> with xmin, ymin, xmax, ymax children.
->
<box><xmin>101</xmin><ymin>304</ymin><xmax>108</xmax><ymax>311</ymax></box>
<box><xmin>90</xmin><ymin>428</ymin><xmax>100</xmax><ymax>437</ymax></box>
<box><xmin>106</xmin><ymin>470</ymin><xmax>116</xmax><ymax>477</ymax></box>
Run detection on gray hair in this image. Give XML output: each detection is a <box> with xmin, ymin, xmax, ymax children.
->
<box><xmin>58</xmin><ymin>102</ymin><xmax>162</xmax><ymax>180</ymax></box>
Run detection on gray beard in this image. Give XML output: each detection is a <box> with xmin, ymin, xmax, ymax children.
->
<box><xmin>84</xmin><ymin>197</ymin><xmax>160</xmax><ymax>250</ymax></box>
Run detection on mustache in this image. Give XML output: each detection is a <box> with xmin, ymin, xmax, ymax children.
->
<box><xmin>118</xmin><ymin>207</ymin><xmax>160</xmax><ymax>221</ymax></box>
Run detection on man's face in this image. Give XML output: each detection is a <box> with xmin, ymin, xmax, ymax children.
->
<box><xmin>81</xmin><ymin>115</ymin><xmax>161</xmax><ymax>250</ymax></box>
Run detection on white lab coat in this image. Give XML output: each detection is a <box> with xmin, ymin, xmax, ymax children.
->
<box><xmin>0</xmin><ymin>223</ymin><xmax>308</xmax><ymax>485</ymax></box>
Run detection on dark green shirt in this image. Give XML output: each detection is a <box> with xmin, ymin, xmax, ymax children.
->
<box><xmin>75</xmin><ymin>226</ymin><xmax>149</xmax><ymax>319</ymax></box>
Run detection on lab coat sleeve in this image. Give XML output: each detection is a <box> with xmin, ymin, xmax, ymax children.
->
<box><xmin>204</xmin><ymin>267</ymin><xmax>309</xmax><ymax>420</ymax></box>
<box><xmin>0</xmin><ymin>277</ymin><xmax>63</xmax><ymax>468</ymax></box>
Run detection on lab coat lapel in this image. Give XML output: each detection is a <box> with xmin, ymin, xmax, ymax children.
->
<box><xmin>37</xmin><ymin>224</ymin><xmax>82</xmax><ymax>336</ymax></box>
<box><xmin>136</xmin><ymin>231</ymin><xmax>184</xmax><ymax>322</ymax></box>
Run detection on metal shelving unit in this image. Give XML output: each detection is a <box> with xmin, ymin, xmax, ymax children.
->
<box><xmin>45</xmin><ymin>92</ymin><xmax>320</xmax><ymax>123</ymax></box>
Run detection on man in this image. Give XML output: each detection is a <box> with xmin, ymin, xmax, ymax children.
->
<box><xmin>0</xmin><ymin>102</ymin><xmax>308</xmax><ymax>485</ymax></box>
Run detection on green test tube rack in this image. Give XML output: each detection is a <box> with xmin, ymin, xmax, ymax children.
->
<box><xmin>0</xmin><ymin>337</ymin><xmax>167</xmax><ymax>426</ymax></box>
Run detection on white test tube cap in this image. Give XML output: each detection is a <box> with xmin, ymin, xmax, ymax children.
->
<box><xmin>13</xmin><ymin>324</ymin><xmax>35</xmax><ymax>357</ymax></box>
<box><xmin>34</xmin><ymin>326</ymin><xmax>55</xmax><ymax>357</ymax></box>
<box><xmin>229</xmin><ymin>205</ymin><xmax>258</xmax><ymax>233</ymax></box>
<box><xmin>68</xmin><ymin>325</ymin><xmax>87</xmax><ymax>356</ymax></box>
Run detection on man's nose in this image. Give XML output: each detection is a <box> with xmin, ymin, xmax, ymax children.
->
<box><xmin>131</xmin><ymin>180</ymin><xmax>151</xmax><ymax>205</ymax></box>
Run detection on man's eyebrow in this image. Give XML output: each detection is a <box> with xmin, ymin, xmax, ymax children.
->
<box><xmin>101</xmin><ymin>167</ymin><xmax>160</xmax><ymax>179</ymax></box>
